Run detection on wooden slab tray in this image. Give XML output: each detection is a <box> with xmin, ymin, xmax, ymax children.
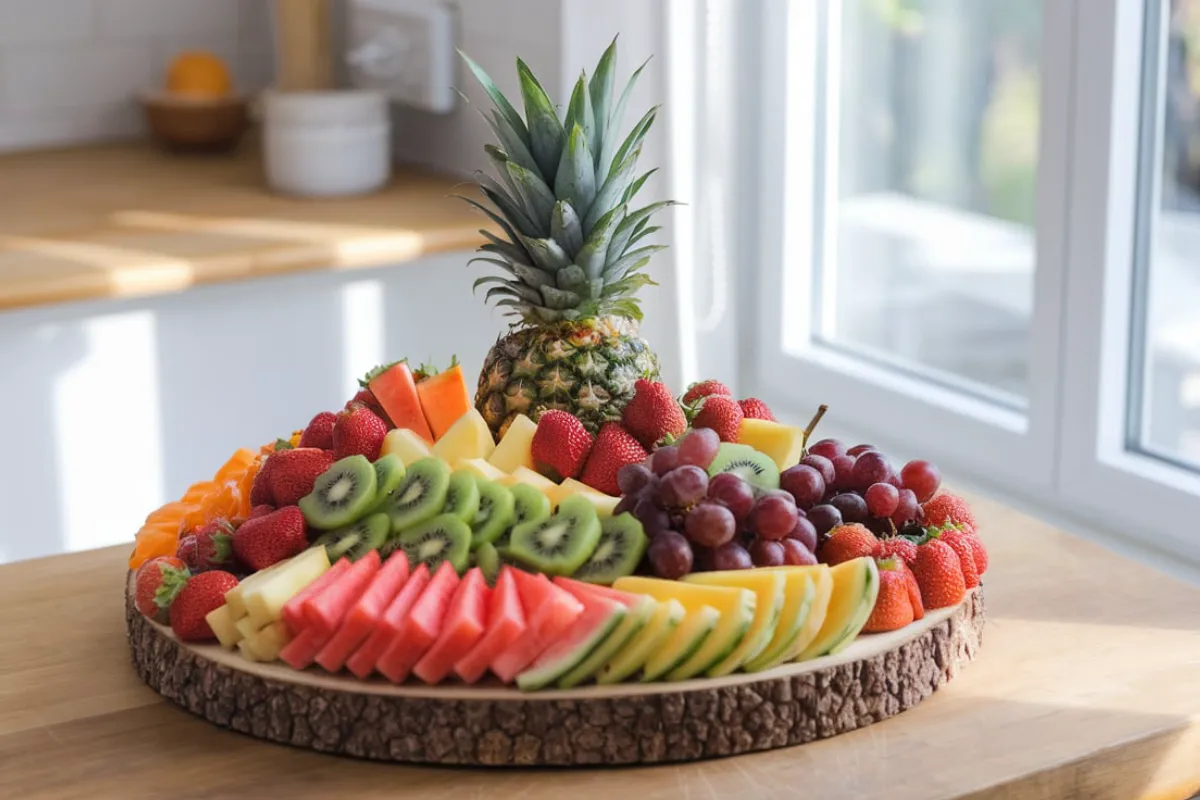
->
<box><xmin>125</xmin><ymin>580</ymin><xmax>985</xmax><ymax>767</ymax></box>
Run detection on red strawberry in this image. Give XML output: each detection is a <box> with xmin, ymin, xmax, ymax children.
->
<box><xmin>248</xmin><ymin>504</ymin><xmax>275</xmax><ymax>520</ymax></box>
<box><xmin>346</xmin><ymin>387</ymin><xmax>386</xmax><ymax>418</ymax></box>
<box><xmin>818</xmin><ymin>523</ymin><xmax>878</xmax><ymax>565</ymax></box>
<box><xmin>876</xmin><ymin>536</ymin><xmax>918</xmax><ymax>566</ymax></box>
<box><xmin>964</xmin><ymin>529</ymin><xmax>989</xmax><ymax>575</ymax></box>
<box><xmin>903</xmin><ymin>561</ymin><xmax>924</xmax><ymax>620</ymax></box>
<box><xmin>333</xmin><ymin>405</ymin><xmax>388</xmax><ymax>461</ymax></box>
<box><xmin>921</xmin><ymin>492</ymin><xmax>977</xmax><ymax>534</ymax></box>
<box><xmin>622</xmin><ymin>379</ymin><xmax>688</xmax><ymax>449</ymax></box>
<box><xmin>580</xmin><ymin>423</ymin><xmax>649</xmax><ymax>496</ymax></box>
<box><xmin>176</xmin><ymin>519</ymin><xmax>235</xmax><ymax>572</ymax></box>
<box><xmin>912</xmin><ymin>539</ymin><xmax>966</xmax><ymax>609</ymax></box>
<box><xmin>682</xmin><ymin>379</ymin><xmax>731</xmax><ymax>406</ymax></box>
<box><xmin>232</xmin><ymin>506</ymin><xmax>308</xmax><ymax>572</ymax></box>
<box><xmin>692</xmin><ymin>395</ymin><xmax>744</xmax><ymax>443</ymax></box>
<box><xmin>738</xmin><ymin>398</ymin><xmax>776</xmax><ymax>422</ymax></box>
<box><xmin>862</xmin><ymin>557</ymin><xmax>915</xmax><ymax>633</ymax></box>
<box><xmin>249</xmin><ymin>454</ymin><xmax>278</xmax><ymax>507</ymax></box>
<box><xmin>134</xmin><ymin>556</ymin><xmax>188</xmax><ymax>623</ymax></box>
<box><xmin>169</xmin><ymin>570</ymin><xmax>240</xmax><ymax>642</ymax></box>
<box><xmin>531</xmin><ymin>410</ymin><xmax>594</xmax><ymax>481</ymax></box>
<box><xmin>938</xmin><ymin>527</ymin><xmax>981</xmax><ymax>589</ymax></box>
<box><xmin>299</xmin><ymin>411</ymin><xmax>337</xmax><ymax>450</ymax></box>
<box><xmin>267</xmin><ymin>447</ymin><xmax>335</xmax><ymax>507</ymax></box>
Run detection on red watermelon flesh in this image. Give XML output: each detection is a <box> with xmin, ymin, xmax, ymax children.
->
<box><xmin>411</xmin><ymin>568</ymin><xmax>489</xmax><ymax>684</ymax></box>
<box><xmin>346</xmin><ymin>563</ymin><xmax>430</xmax><ymax>679</ymax></box>
<box><xmin>490</xmin><ymin>571</ymin><xmax>584</xmax><ymax>684</ymax></box>
<box><xmin>282</xmin><ymin>558</ymin><xmax>351</xmax><ymax>634</ymax></box>
<box><xmin>516</xmin><ymin>591</ymin><xmax>626</xmax><ymax>691</ymax></box>
<box><xmin>279</xmin><ymin>626</ymin><xmax>332</xmax><ymax>671</ymax></box>
<box><xmin>552</xmin><ymin>577</ymin><xmax>643</xmax><ymax>608</ymax></box>
<box><xmin>303</xmin><ymin>550</ymin><xmax>380</xmax><ymax>634</ymax></box>
<box><xmin>376</xmin><ymin>561</ymin><xmax>460</xmax><ymax>683</ymax></box>
<box><xmin>315</xmin><ymin>551</ymin><xmax>410</xmax><ymax>673</ymax></box>
<box><xmin>454</xmin><ymin>566</ymin><xmax>527</xmax><ymax>685</ymax></box>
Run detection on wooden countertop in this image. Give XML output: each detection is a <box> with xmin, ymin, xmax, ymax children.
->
<box><xmin>1</xmin><ymin>492</ymin><xmax>1198</xmax><ymax>799</ymax></box>
<box><xmin>0</xmin><ymin>143</ymin><xmax>488</xmax><ymax>312</ymax></box>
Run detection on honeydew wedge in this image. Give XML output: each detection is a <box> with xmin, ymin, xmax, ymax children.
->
<box><xmin>430</xmin><ymin>409</ymin><xmax>495</xmax><ymax>464</ymax></box>
<box><xmin>642</xmin><ymin>606</ymin><xmax>720</xmax><ymax>681</ymax></box>
<box><xmin>242</xmin><ymin>546</ymin><xmax>330</xmax><ymax>628</ymax></box>
<box><xmin>235</xmin><ymin>614</ymin><xmax>265</xmax><ymax>641</ymax></box>
<box><xmin>456</xmin><ymin>457</ymin><xmax>508</xmax><ymax>482</ymax></box>
<box><xmin>596</xmin><ymin>598</ymin><xmax>686</xmax><ymax>684</ymax></box>
<box><xmin>503</xmin><ymin>465</ymin><xmax>559</xmax><ymax>501</ymax></box>
<box><xmin>755</xmin><ymin>565</ymin><xmax>833</xmax><ymax>665</ymax></box>
<box><xmin>223</xmin><ymin>558</ymin><xmax>288</xmax><ymax>621</ymax></box>
<box><xmin>204</xmin><ymin>604</ymin><xmax>242</xmax><ymax>649</ymax></box>
<box><xmin>488</xmin><ymin>413</ymin><xmax>537</xmax><ymax>474</ymax></box>
<box><xmin>381</xmin><ymin>428</ymin><xmax>434</xmax><ymax>467</ymax></box>
<box><xmin>737</xmin><ymin>566</ymin><xmax>821</xmax><ymax>670</ymax></box>
<box><xmin>681</xmin><ymin>569</ymin><xmax>787</xmax><ymax>676</ymax></box>
<box><xmin>795</xmin><ymin>557</ymin><xmax>879</xmax><ymax>660</ymax></box>
<box><xmin>239</xmin><ymin>620</ymin><xmax>291</xmax><ymax>662</ymax></box>
<box><xmin>736</xmin><ymin>419</ymin><xmax>806</xmax><ymax>471</ymax></box>
<box><xmin>612</xmin><ymin>576</ymin><xmax>756</xmax><ymax>681</ymax></box>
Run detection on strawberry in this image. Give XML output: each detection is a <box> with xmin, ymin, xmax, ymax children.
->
<box><xmin>903</xmin><ymin>562</ymin><xmax>924</xmax><ymax>620</ymax></box>
<box><xmin>964</xmin><ymin>529</ymin><xmax>989</xmax><ymax>575</ymax></box>
<box><xmin>921</xmin><ymin>492</ymin><xmax>977</xmax><ymax>534</ymax></box>
<box><xmin>938</xmin><ymin>527</ymin><xmax>981</xmax><ymax>588</ymax></box>
<box><xmin>692</xmin><ymin>395</ymin><xmax>744</xmax><ymax>443</ymax></box>
<box><xmin>862</xmin><ymin>556</ymin><xmax>915</xmax><ymax>633</ymax></box>
<box><xmin>818</xmin><ymin>523</ymin><xmax>878</xmax><ymax>566</ymax></box>
<box><xmin>622</xmin><ymin>379</ymin><xmax>688</xmax><ymax>449</ymax></box>
<box><xmin>176</xmin><ymin>519</ymin><xmax>235</xmax><ymax>572</ymax></box>
<box><xmin>299</xmin><ymin>411</ymin><xmax>337</xmax><ymax>450</ymax></box>
<box><xmin>738</xmin><ymin>398</ymin><xmax>776</xmax><ymax>422</ymax></box>
<box><xmin>580</xmin><ymin>423</ymin><xmax>649</xmax><ymax>496</ymax></box>
<box><xmin>249</xmin><ymin>441</ymin><xmax>292</xmax><ymax>507</ymax></box>
<box><xmin>248</xmin><ymin>504</ymin><xmax>275</xmax><ymax>520</ymax></box>
<box><xmin>232</xmin><ymin>506</ymin><xmax>308</xmax><ymax>572</ymax></box>
<box><xmin>912</xmin><ymin>539</ymin><xmax>966</xmax><ymax>609</ymax></box>
<box><xmin>682</xmin><ymin>379</ymin><xmax>731</xmax><ymax>406</ymax></box>
<box><xmin>345</xmin><ymin>387</ymin><xmax>391</xmax><ymax>422</ymax></box>
<box><xmin>267</xmin><ymin>447</ymin><xmax>334</xmax><ymax>507</ymax></box>
<box><xmin>531</xmin><ymin>410</ymin><xmax>594</xmax><ymax>481</ymax></box>
<box><xmin>876</xmin><ymin>536</ymin><xmax>918</xmax><ymax>566</ymax></box>
<box><xmin>332</xmin><ymin>405</ymin><xmax>388</xmax><ymax>461</ymax></box>
<box><xmin>134</xmin><ymin>557</ymin><xmax>188</xmax><ymax>623</ymax></box>
<box><xmin>169</xmin><ymin>570</ymin><xmax>240</xmax><ymax>642</ymax></box>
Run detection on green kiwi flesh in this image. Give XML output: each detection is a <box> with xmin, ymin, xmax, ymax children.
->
<box><xmin>443</xmin><ymin>470</ymin><xmax>481</xmax><ymax>524</ymax></box>
<box><xmin>314</xmin><ymin>512</ymin><xmax>390</xmax><ymax>562</ymax></box>
<box><xmin>507</xmin><ymin>494</ymin><xmax>602</xmax><ymax>576</ymax></box>
<box><xmin>472</xmin><ymin>541</ymin><xmax>502</xmax><ymax>587</ymax></box>
<box><xmin>299</xmin><ymin>455</ymin><xmax>378</xmax><ymax>530</ymax></box>
<box><xmin>387</xmin><ymin>457</ymin><xmax>450</xmax><ymax>533</ymax></box>
<box><xmin>395</xmin><ymin>513</ymin><xmax>471</xmax><ymax>574</ymax></box>
<box><xmin>470</xmin><ymin>479</ymin><xmax>515</xmax><ymax>547</ymax></box>
<box><xmin>364</xmin><ymin>454</ymin><xmax>405</xmax><ymax>514</ymax></box>
<box><xmin>706</xmin><ymin>443</ymin><xmax>781</xmax><ymax>491</ymax></box>
<box><xmin>570</xmin><ymin>512</ymin><xmax>649</xmax><ymax>584</ymax></box>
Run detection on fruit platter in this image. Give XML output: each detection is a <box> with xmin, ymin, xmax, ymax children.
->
<box><xmin>124</xmin><ymin>41</ymin><xmax>986</xmax><ymax>767</ymax></box>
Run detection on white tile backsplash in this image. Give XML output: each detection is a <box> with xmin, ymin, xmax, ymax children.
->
<box><xmin>0</xmin><ymin>0</ymin><xmax>97</xmax><ymax>46</ymax></box>
<box><xmin>2</xmin><ymin>44</ymin><xmax>156</xmax><ymax>112</ymax></box>
<box><xmin>97</xmin><ymin>0</ymin><xmax>239</xmax><ymax>39</ymax></box>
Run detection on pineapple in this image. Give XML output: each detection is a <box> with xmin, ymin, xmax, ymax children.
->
<box><xmin>461</xmin><ymin>39</ymin><xmax>671</xmax><ymax>437</ymax></box>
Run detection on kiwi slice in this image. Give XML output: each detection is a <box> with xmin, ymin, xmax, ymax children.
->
<box><xmin>496</xmin><ymin>484</ymin><xmax>551</xmax><ymax>548</ymax></box>
<box><xmin>395</xmin><ymin>513</ymin><xmax>471</xmax><ymax>574</ymax></box>
<box><xmin>471</xmin><ymin>480</ymin><xmax>515</xmax><ymax>547</ymax></box>
<box><xmin>706</xmin><ymin>443</ymin><xmax>781</xmax><ymax>491</ymax></box>
<box><xmin>299</xmin><ymin>455</ymin><xmax>379</xmax><ymax>530</ymax></box>
<box><xmin>571</xmin><ymin>513</ymin><xmax>650</xmax><ymax>585</ymax></box>
<box><xmin>507</xmin><ymin>494</ymin><xmax>602</xmax><ymax>576</ymax></box>
<box><xmin>472</xmin><ymin>541</ymin><xmax>502</xmax><ymax>587</ymax></box>
<box><xmin>387</xmin><ymin>457</ymin><xmax>451</xmax><ymax>533</ymax></box>
<box><xmin>364</xmin><ymin>454</ymin><xmax>405</xmax><ymax>514</ymax></box>
<box><xmin>314</xmin><ymin>512</ymin><xmax>390</xmax><ymax>562</ymax></box>
<box><xmin>443</xmin><ymin>470</ymin><xmax>481</xmax><ymax>524</ymax></box>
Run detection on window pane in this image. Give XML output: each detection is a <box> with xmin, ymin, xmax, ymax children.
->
<box><xmin>807</xmin><ymin>1</ymin><xmax>1042</xmax><ymax>402</ymax></box>
<box><xmin>1131</xmin><ymin>0</ymin><xmax>1200</xmax><ymax>471</ymax></box>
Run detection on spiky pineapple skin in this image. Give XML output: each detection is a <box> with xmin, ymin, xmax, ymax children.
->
<box><xmin>476</xmin><ymin>316</ymin><xmax>660</xmax><ymax>438</ymax></box>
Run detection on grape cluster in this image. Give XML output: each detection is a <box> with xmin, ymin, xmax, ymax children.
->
<box><xmin>615</xmin><ymin>428</ymin><xmax>821</xmax><ymax>579</ymax></box>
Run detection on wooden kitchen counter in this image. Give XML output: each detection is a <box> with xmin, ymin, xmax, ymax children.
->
<box><xmin>0</xmin><ymin>143</ymin><xmax>488</xmax><ymax>312</ymax></box>
<box><xmin>1</xmin><ymin>492</ymin><xmax>1198</xmax><ymax>799</ymax></box>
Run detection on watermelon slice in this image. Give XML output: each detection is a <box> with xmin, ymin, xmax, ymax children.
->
<box><xmin>376</xmin><ymin>561</ymin><xmax>460</xmax><ymax>683</ymax></box>
<box><xmin>314</xmin><ymin>552</ymin><xmax>410</xmax><ymax>673</ymax></box>
<box><xmin>551</xmin><ymin>577</ymin><xmax>658</xmax><ymax>688</ymax></box>
<box><xmin>279</xmin><ymin>626</ymin><xmax>331</xmax><ymax>671</ymax></box>
<box><xmin>411</xmin><ymin>568</ymin><xmax>490</xmax><ymax>684</ymax></box>
<box><xmin>490</xmin><ymin>571</ymin><xmax>584</xmax><ymax>684</ymax></box>
<box><xmin>303</xmin><ymin>549</ymin><xmax>380</xmax><ymax>634</ymax></box>
<box><xmin>368</xmin><ymin>362</ymin><xmax>434</xmax><ymax>443</ymax></box>
<box><xmin>346</xmin><ymin>563</ymin><xmax>430</xmax><ymax>679</ymax></box>
<box><xmin>454</xmin><ymin>566</ymin><xmax>527</xmax><ymax>684</ymax></box>
<box><xmin>282</xmin><ymin>557</ymin><xmax>351</xmax><ymax>634</ymax></box>
<box><xmin>516</xmin><ymin>590</ymin><xmax>625</xmax><ymax>691</ymax></box>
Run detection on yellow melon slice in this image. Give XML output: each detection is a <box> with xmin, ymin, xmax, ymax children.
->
<box><xmin>457</xmin><ymin>457</ymin><xmax>508</xmax><ymax>482</ymax></box>
<box><xmin>431</xmin><ymin>409</ymin><xmax>496</xmax><ymax>464</ymax></box>
<box><xmin>204</xmin><ymin>604</ymin><xmax>242</xmax><ymax>649</ymax></box>
<box><xmin>381</xmin><ymin>428</ymin><xmax>433</xmax><ymax>467</ymax></box>
<box><xmin>488</xmin><ymin>413</ymin><xmax>537</xmax><ymax>473</ymax></box>
<box><xmin>503</xmin><ymin>465</ymin><xmax>559</xmax><ymax>501</ymax></box>
<box><xmin>737</xmin><ymin>419</ymin><xmax>806</xmax><ymax>471</ymax></box>
<box><xmin>795</xmin><ymin>556</ymin><xmax>879</xmax><ymax>660</ymax></box>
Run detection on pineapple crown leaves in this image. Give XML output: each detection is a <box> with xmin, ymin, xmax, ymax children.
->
<box><xmin>457</xmin><ymin>37</ymin><xmax>678</xmax><ymax>327</ymax></box>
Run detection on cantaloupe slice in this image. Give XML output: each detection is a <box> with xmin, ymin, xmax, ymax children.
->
<box><xmin>737</xmin><ymin>419</ymin><xmax>806</xmax><ymax>471</ymax></box>
<box><xmin>488</xmin><ymin>414</ymin><xmax>537</xmax><ymax>473</ymax></box>
<box><xmin>368</xmin><ymin>362</ymin><xmax>434</xmax><ymax>443</ymax></box>
<box><xmin>795</xmin><ymin>557</ymin><xmax>879</xmax><ymax>660</ymax></box>
<box><xmin>417</xmin><ymin>362</ymin><xmax>472</xmax><ymax>440</ymax></box>
<box><xmin>381</xmin><ymin>428</ymin><xmax>433</xmax><ymax>467</ymax></box>
<box><xmin>431</xmin><ymin>409</ymin><xmax>496</xmax><ymax>464</ymax></box>
<box><xmin>457</xmin><ymin>457</ymin><xmax>508</xmax><ymax>482</ymax></box>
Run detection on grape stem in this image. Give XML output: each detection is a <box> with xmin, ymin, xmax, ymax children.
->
<box><xmin>799</xmin><ymin>404</ymin><xmax>829</xmax><ymax>456</ymax></box>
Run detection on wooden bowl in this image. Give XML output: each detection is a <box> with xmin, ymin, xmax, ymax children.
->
<box><xmin>139</xmin><ymin>91</ymin><xmax>250</xmax><ymax>153</ymax></box>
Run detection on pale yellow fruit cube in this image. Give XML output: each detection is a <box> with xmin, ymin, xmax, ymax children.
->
<box><xmin>381</xmin><ymin>428</ymin><xmax>433</xmax><ymax>467</ymax></box>
<box><xmin>572</xmin><ymin>490</ymin><xmax>621</xmax><ymax>517</ymax></box>
<box><xmin>235</xmin><ymin>614</ymin><xmax>265</xmax><ymax>641</ymax></box>
<box><xmin>488</xmin><ymin>413</ymin><xmax>537</xmax><ymax>473</ymax></box>
<box><xmin>737</xmin><ymin>419</ymin><xmax>806</xmax><ymax>471</ymax></box>
<box><xmin>243</xmin><ymin>620</ymin><xmax>292</xmax><ymax>663</ymax></box>
<box><xmin>505</xmin><ymin>465</ymin><xmax>559</xmax><ymax>502</ymax></box>
<box><xmin>204</xmin><ymin>604</ymin><xmax>243</xmax><ymax>649</ymax></box>
<box><xmin>431</xmin><ymin>409</ymin><xmax>496</xmax><ymax>464</ymax></box>
<box><xmin>242</xmin><ymin>546</ymin><xmax>330</xmax><ymax>625</ymax></box>
<box><xmin>456</xmin><ymin>457</ymin><xmax>508</xmax><ymax>482</ymax></box>
<box><xmin>223</xmin><ymin>559</ymin><xmax>285</xmax><ymax>620</ymax></box>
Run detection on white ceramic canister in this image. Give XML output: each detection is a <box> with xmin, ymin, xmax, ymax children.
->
<box><xmin>262</xmin><ymin>89</ymin><xmax>391</xmax><ymax>197</ymax></box>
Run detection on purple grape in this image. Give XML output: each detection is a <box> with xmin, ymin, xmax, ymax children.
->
<box><xmin>750</xmin><ymin>539</ymin><xmax>785</xmax><ymax>567</ymax></box>
<box><xmin>650</xmin><ymin>446</ymin><xmax>680</xmax><ymax>476</ymax></box>
<box><xmin>692</xmin><ymin>545</ymin><xmax>716</xmax><ymax>572</ymax></box>
<box><xmin>779</xmin><ymin>464</ymin><xmax>825</xmax><ymax>509</ymax></box>
<box><xmin>677</xmin><ymin>427</ymin><xmax>721</xmax><ymax>469</ymax></box>
<box><xmin>831</xmin><ymin>454</ymin><xmax>857</xmax><ymax>491</ymax></box>
<box><xmin>613</xmin><ymin>494</ymin><xmax>637</xmax><ymax>516</ymax></box>
<box><xmin>808</xmin><ymin>439</ymin><xmax>845</xmax><ymax>460</ymax></box>
<box><xmin>711</xmin><ymin>541</ymin><xmax>753</xmax><ymax>570</ymax></box>
<box><xmin>851</xmin><ymin>451</ymin><xmax>895</xmax><ymax>490</ymax></box>
<box><xmin>750</xmin><ymin>494</ymin><xmax>799</xmax><ymax>540</ymax></box>
<box><xmin>847</xmin><ymin>443</ymin><xmax>876</xmax><ymax>457</ymax></box>
<box><xmin>865</xmin><ymin>482</ymin><xmax>900</xmax><ymax>517</ymax></box>
<box><xmin>864</xmin><ymin>516</ymin><xmax>893</xmax><ymax>537</ymax></box>
<box><xmin>829</xmin><ymin>492</ymin><xmax>869</xmax><ymax>524</ymax></box>
<box><xmin>799</xmin><ymin>454</ymin><xmax>835</xmax><ymax>486</ymax></box>
<box><xmin>900</xmin><ymin>459</ymin><xmax>942</xmax><ymax>502</ymax></box>
<box><xmin>891</xmin><ymin>488</ymin><xmax>921</xmax><ymax>526</ymax></box>
<box><xmin>633</xmin><ymin>496</ymin><xmax>671</xmax><ymax>535</ymax></box>
<box><xmin>786</xmin><ymin>517</ymin><xmax>819</xmax><ymax>552</ymax></box>
<box><xmin>659</xmin><ymin>465</ymin><xmax>709</xmax><ymax>507</ymax></box>
<box><xmin>647</xmin><ymin>531</ymin><xmax>694</xmax><ymax>579</ymax></box>
<box><xmin>781</xmin><ymin>538</ymin><xmax>818</xmax><ymax>566</ymax></box>
<box><xmin>707</xmin><ymin>472</ymin><xmax>756</xmax><ymax>521</ymax></box>
<box><xmin>617</xmin><ymin>463</ymin><xmax>654</xmax><ymax>495</ymax></box>
<box><xmin>684</xmin><ymin>502</ymin><xmax>737</xmax><ymax>547</ymax></box>
<box><xmin>807</xmin><ymin>503</ymin><xmax>843</xmax><ymax>536</ymax></box>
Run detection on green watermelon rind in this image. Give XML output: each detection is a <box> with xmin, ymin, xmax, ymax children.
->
<box><xmin>515</xmin><ymin>605</ymin><xmax>626</xmax><ymax>692</ymax></box>
<box><xmin>557</xmin><ymin>596</ymin><xmax>656</xmax><ymax>689</ymax></box>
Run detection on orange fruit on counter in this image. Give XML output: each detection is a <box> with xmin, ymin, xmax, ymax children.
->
<box><xmin>165</xmin><ymin>51</ymin><xmax>233</xmax><ymax>98</ymax></box>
